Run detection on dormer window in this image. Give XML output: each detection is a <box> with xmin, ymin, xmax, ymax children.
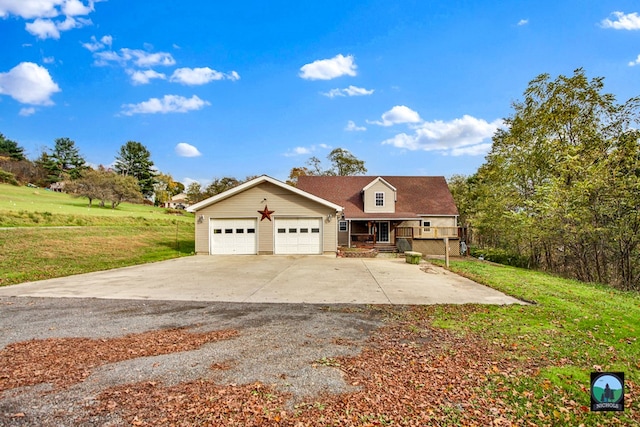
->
<box><xmin>375</xmin><ymin>192</ymin><xmax>384</xmax><ymax>207</ymax></box>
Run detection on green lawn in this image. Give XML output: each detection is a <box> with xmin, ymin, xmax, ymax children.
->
<box><xmin>424</xmin><ymin>259</ymin><xmax>639</xmax><ymax>425</ymax></box>
<box><xmin>0</xmin><ymin>183</ymin><xmax>195</xmax><ymax>286</ymax></box>
<box><xmin>0</xmin><ymin>183</ymin><xmax>193</xmax><ymax>225</ymax></box>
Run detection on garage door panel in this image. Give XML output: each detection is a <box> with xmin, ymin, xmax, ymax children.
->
<box><xmin>275</xmin><ymin>218</ymin><xmax>321</xmax><ymax>254</ymax></box>
<box><xmin>210</xmin><ymin>219</ymin><xmax>257</xmax><ymax>254</ymax></box>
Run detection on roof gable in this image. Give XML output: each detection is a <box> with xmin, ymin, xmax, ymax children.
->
<box><xmin>187</xmin><ymin>175</ymin><xmax>343</xmax><ymax>213</ymax></box>
<box><xmin>362</xmin><ymin>176</ymin><xmax>396</xmax><ymax>192</ymax></box>
<box><xmin>297</xmin><ymin>175</ymin><xmax>458</xmax><ymax>219</ymax></box>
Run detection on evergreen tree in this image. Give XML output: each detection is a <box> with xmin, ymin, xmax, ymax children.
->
<box><xmin>39</xmin><ymin>137</ymin><xmax>87</xmax><ymax>182</ymax></box>
<box><xmin>114</xmin><ymin>141</ymin><xmax>157</xmax><ymax>197</ymax></box>
<box><xmin>0</xmin><ymin>133</ymin><xmax>26</xmax><ymax>161</ymax></box>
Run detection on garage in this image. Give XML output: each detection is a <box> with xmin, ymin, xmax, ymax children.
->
<box><xmin>275</xmin><ymin>218</ymin><xmax>322</xmax><ymax>254</ymax></box>
<box><xmin>210</xmin><ymin>219</ymin><xmax>257</xmax><ymax>254</ymax></box>
<box><xmin>188</xmin><ymin>176</ymin><xmax>342</xmax><ymax>255</ymax></box>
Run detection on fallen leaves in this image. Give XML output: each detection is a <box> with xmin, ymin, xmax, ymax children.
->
<box><xmin>0</xmin><ymin>327</ymin><xmax>238</xmax><ymax>393</ymax></box>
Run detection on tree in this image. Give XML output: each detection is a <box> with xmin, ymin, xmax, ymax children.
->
<box><xmin>66</xmin><ymin>167</ymin><xmax>142</xmax><ymax>208</ymax></box>
<box><xmin>466</xmin><ymin>68</ymin><xmax>640</xmax><ymax>289</ymax></box>
<box><xmin>114</xmin><ymin>141</ymin><xmax>156</xmax><ymax>197</ymax></box>
<box><xmin>185</xmin><ymin>182</ymin><xmax>204</xmax><ymax>204</ymax></box>
<box><xmin>40</xmin><ymin>137</ymin><xmax>87</xmax><ymax>182</ymax></box>
<box><xmin>287</xmin><ymin>148</ymin><xmax>367</xmax><ymax>185</ymax></box>
<box><xmin>326</xmin><ymin>148</ymin><xmax>367</xmax><ymax>176</ymax></box>
<box><xmin>0</xmin><ymin>133</ymin><xmax>26</xmax><ymax>161</ymax></box>
<box><xmin>204</xmin><ymin>177</ymin><xmax>241</xmax><ymax>197</ymax></box>
<box><xmin>154</xmin><ymin>173</ymin><xmax>182</xmax><ymax>206</ymax></box>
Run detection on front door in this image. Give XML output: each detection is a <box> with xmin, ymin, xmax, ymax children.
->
<box><xmin>373</xmin><ymin>221</ymin><xmax>390</xmax><ymax>243</ymax></box>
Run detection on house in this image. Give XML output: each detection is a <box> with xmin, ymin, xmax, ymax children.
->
<box><xmin>297</xmin><ymin>175</ymin><xmax>460</xmax><ymax>255</ymax></box>
<box><xmin>186</xmin><ymin>175</ymin><xmax>343</xmax><ymax>255</ymax></box>
<box><xmin>164</xmin><ymin>193</ymin><xmax>189</xmax><ymax>209</ymax></box>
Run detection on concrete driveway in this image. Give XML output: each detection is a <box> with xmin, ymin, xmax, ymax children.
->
<box><xmin>0</xmin><ymin>255</ymin><xmax>522</xmax><ymax>305</ymax></box>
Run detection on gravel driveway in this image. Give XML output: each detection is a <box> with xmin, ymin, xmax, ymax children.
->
<box><xmin>0</xmin><ymin>297</ymin><xmax>384</xmax><ymax>426</ymax></box>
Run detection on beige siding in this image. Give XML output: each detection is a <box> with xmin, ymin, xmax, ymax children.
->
<box><xmin>193</xmin><ymin>182</ymin><xmax>338</xmax><ymax>254</ymax></box>
<box><xmin>363</xmin><ymin>180</ymin><xmax>396</xmax><ymax>214</ymax></box>
<box><xmin>412</xmin><ymin>238</ymin><xmax>461</xmax><ymax>256</ymax></box>
<box><xmin>419</xmin><ymin>216</ymin><xmax>457</xmax><ymax>227</ymax></box>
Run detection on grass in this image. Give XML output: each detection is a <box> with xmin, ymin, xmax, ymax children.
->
<box><xmin>0</xmin><ymin>183</ymin><xmax>193</xmax><ymax>225</ymax></box>
<box><xmin>0</xmin><ymin>183</ymin><xmax>194</xmax><ymax>286</ymax></box>
<box><xmin>423</xmin><ymin>258</ymin><xmax>640</xmax><ymax>425</ymax></box>
<box><xmin>2</xmin><ymin>183</ymin><xmax>638</xmax><ymax>423</ymax></box>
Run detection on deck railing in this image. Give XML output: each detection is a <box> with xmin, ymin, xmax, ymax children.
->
<box><xmin>395</xmin><ymin>226</ymin><xmax>459</xmax><ymax>239</ymax></box>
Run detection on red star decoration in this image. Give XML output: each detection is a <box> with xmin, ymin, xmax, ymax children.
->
<box><xmin>258</xmin><ymin>205</ymin><xmax>275</xmax><ymax>221</ymax></box>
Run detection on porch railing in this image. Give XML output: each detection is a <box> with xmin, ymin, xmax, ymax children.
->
<box><xmin>395</xmin><ymin>226</ymin><xmax>459</xmax><ymax>239</ymax></box>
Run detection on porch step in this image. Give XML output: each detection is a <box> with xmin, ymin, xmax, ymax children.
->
<box><xmin>374</xmin><ymin>245</ymin><xmax>398</xmax><ymax>253</ymax></box>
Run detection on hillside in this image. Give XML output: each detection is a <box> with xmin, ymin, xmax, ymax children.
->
<box><xmin>0</xmin><ymin>184</ymin><xmax>195</xmax><ymax>286</ymax></box>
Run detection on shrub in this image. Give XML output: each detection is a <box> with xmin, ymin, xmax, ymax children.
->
<box><xmin>0</xmin><ymin>168</ymin><xmax>19</xmax><ymax>185</ymax></box>
<box><xmin>469</xmin><ymin>246</ymin><xmax>530</xmax><ymax>268</ymax></box>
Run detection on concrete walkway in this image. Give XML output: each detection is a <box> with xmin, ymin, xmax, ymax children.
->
<box><xmin>0</xmin><ymin>255</ymin><xmax>523</xmax><ymax>305</ymax></box>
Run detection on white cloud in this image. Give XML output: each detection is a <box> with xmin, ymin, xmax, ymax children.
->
<box><xmin>175</xmin><ymin>142</ymin><xmax>202</xmax><ymax>157</ymax></box>
<box><xmin>94</xmin><ymin>48</ymin><xmax>176</xmax><ymax>67</ymax></box>
<box><xmin>0</xmin><ymin>62</ymin><xmax>61</xmax><ymax>105</ymax></box>
<box><xmin>127</xmin><ymin>69</ymin><xmax>166</xmax><ymax>85</ymax></box>
<box><xmin>451</xmin><ymin>143</ymin><xmax>493</xmax><ymax>156</ymax></box>
<box><xmin>2</xmin><ymin>0</ymin><xmax>97</xmax><ymax>39</ymax></box>
<box><xmin>629</xmin><ymin>55</ymin><xmax>640</xmax><ymax>66</ymax></box>
<box><xmin>0</xmin><ymin>0</ymin><xmax>97</xmax><ymax>18</ymax></box>
<box><xmin>170</xmin><ymin>67</ymin><xmax>240</xmax><ymax>85</ymax></box>
<box><xmin>19</xmin><ymin>107</ymin><xmax>36</xmax><ymax>116</ymax></box>
<box><xmin>370</xmin><ymin>105</ymin><xmax>422</xmax><ymax>126</ymax></box>
<box><xmin>62</xmin><ymin>0</ymin><xmax>94</xmax><ymax>16</ymax></box>
<box><xmin>82</xmin><ymin>34</ymin><xmax>112</xmax><ymax>51</ymax></box>
<box><xmin>121</xmin><ymin>94</ymin><xmax>210</xmax><ymax>116</ymax></box>
<box><xmin>381</xmin><ymin>114</ymin><xmax>502</xmax><ymax>156</ymax></box>
<box><xmin>299</xmin><ymin>54</ymin><xmax>357</xmax><ymax>80</ymax></box>
<box><xmin>0</xmin><ymin>0</ymin><xmax>61</xmax><ymax>19</ymax></box>
<box><xmin>602</xmin><ymin>11</ymin><xmax>640</xmax><ymax>30</ymax></box>
<box><xmin>26</xmin><ymin>18</ymin><xmax>59</xmax><ymax>39</ymax></box>
<box><xmin>42</xmin><ymin>56</ymin><xmax>55</xmax><ymax>64</ymax></box>
<box><xmin>517</xmin><ymin>19</ymin><xmax>528</xmax><ymax>26</ymax></box>
<box><xmin>345</xmin><ymin>120</ymin><xmax>366</xmax><ymax>131</ymax></box>
<box><xmin>323</xmin><ymin>85</ymin><xmax>374</xmax><ymax>98</ymax></box>
<box><xmin>284</xmin><ymin>146</ymin><xmax>312</xmax><ymax>157</ymax></box>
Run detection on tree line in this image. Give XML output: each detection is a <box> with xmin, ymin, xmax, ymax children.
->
<box><xmin>183</xmin><ymin>147</ymin><xmax>368</xmax><ymax>203</ymax></box>
<box><xmin>0</xmin><ymin>137</ymin><xmax>184</xmax><ymax>208</ymax></box>
<box><xmin>450</xmin><ymin>68</ymin><xmax>640</xmax><ymax>291</ymax></box>
<box><xmin>2</xmin><ymin>135</ymin><xmax>368</xmax><ymax>208</ymax></box>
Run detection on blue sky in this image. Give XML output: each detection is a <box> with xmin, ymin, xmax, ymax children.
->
<box><xmin>1</xmin><ymin>1</ymin><xmax>640</xmax><ymax>186</ymax></box>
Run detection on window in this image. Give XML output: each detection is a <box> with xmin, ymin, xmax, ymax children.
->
<box><xmin>311</xmin><ymin>228</ymin><xmax>320</xmax><ymax>233</ymax></box>
<box><xmin>423</xmin><ymin>221</ymin><xmax>431</xmax><ymax>227</ymax></box>
<box><xmin>236</xmin><ymin>228</ymin><xmax>244</xmax><ymax>233</ymax></box>
<box><xmin>289</xmin><ymin>228</ymin><xmax>297</xmax><ymax>233</ymax></box>
<box><xmin>375</xmin><ymin>192</ymin><xmax>384</xmax><ymax>207</ymax></box>
<box><xmin>277</xmin><ymin>228</ymin><xmax>286</xmax><ymax>233</ymax></box>
<box><xmin>247</xmin><ymin>228</ymin><xmax>256</xmax><ymax>234</ymax></box>
<box><xmin>339</xmin><ymin>221</ymin><xmax>347</xmax><ymax>232</ymax></box>
<box><xmin>300</xmin><ymin>228</ymin><xmax>309</xmax><ymax>233</ymax></box>
<box><xmin>225</xmin><ymin>228</ymin><xmax>233</xmax><ymax>234</ymax></box>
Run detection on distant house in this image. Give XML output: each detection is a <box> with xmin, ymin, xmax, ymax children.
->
<box><xmin>297</xmin><ymin>175</ymin><xmax>460</xmax><ymax>255</ymax></box>
<box><xmin>165</xmin><ymin>193</ymin><xmax>189</xmax><ymax>209</ymax></box>
<box><xmin>187</xmin><ymin>175</ymin><xmax>342</xmax><ymax>255</ymax></box>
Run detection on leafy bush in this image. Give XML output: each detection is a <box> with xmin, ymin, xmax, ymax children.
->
<box><xmin>0</xmin><ymin>168</ymin><xmax>19</xmax><ymax>185</ymax></box>
<box><xmin>469</xmin><ymin>246</ymin><xmax>530</xmax><ymax>268</ymax></box>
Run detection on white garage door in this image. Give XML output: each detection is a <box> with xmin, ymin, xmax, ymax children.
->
<box><xmin>275</xmin><ymin>218</ymin><xmax>322</xmax><ymax>254</ymax></box>
<box><xmin>210</xmin><ymin>219</ymin><xmax>257</xmax><ymax>254</ymax></box>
